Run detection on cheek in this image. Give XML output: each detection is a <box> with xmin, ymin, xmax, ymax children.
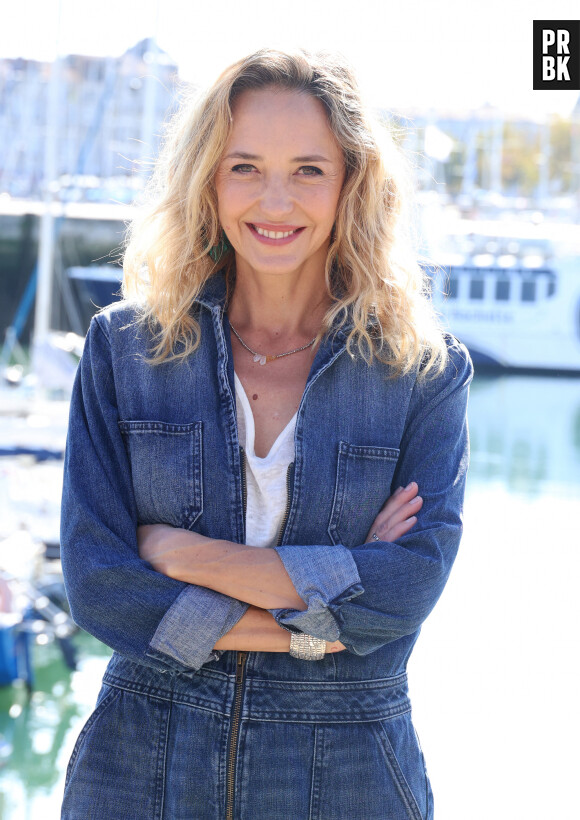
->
<box><xmin>216</xmin><ymin>185</ymin><xmax>249</xmax><ymax>231</ymax></box>
<box><xmin>313</xmin><ymin>189</ymin><xmax>341</xmax><ymax>229</ymax></box>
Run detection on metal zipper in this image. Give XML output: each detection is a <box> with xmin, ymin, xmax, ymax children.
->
<box><xmin>226</xmin><ymin>650</ymin><xmax>247</xmax><ymax>820</ymax></box>
<box><xmin>239</xmin><ymin>446</ymin><xmax>247</xmax><ymax>522</ymax></box>
<box><xmin>276</xmin><ymin>461</ymin><xmax>294</xmax><ymax>547</ymax></box>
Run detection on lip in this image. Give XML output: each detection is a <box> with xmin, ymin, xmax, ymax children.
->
<box><xmin>246</xmin><ymin>223</ymin><xmax>305</xmax><ymax>245</ymax></box>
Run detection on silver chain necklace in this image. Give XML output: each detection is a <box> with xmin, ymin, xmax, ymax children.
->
<box><xmin>229</xmin><ymin>322</ymin><xmax>317</xmax><ymax>366</ymax></box>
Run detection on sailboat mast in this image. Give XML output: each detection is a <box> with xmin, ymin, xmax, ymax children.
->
<box><xmin>33</xmin><ymin>0</ymin><xmax>63</xmax><ymax>349</ymax></box>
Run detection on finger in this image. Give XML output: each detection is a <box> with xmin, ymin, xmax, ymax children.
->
<box><xmin>365</xmin><ymin>486</ymin><xmax>421</xmax><ymax>542</ymax></box>
<box><xmin>387</xmin><ymin>516</ymin><xmax>418</xmax><ymax>541</ymax></box>
<box><xmin>367</xmin><ymin>495</ymin><xmax>422</xmax><ymax>541</ymax></box>
<box><xmin>374</xmin><ymin>495</ymin><xmax>423</xmax><ymax>530</ymax></box>
<box><xmin>379</xmin><ymin>482</ymin><xmax>419</xmax><ymax>514</ymax></box>
<box><xmin>325</xmin><ymin>640</ymin><xmax>346</xmax><ymax>653</ymax></box>
<box><xmin>365</xmin><ymin>514</ymin><xmax>418</xmax><ymax>544</ymax></box>
<box><xmin>397</xmin><ymin>482</ymin><xmax>419</xmax><ymax>502</ymax></box>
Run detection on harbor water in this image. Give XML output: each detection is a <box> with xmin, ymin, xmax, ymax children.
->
<box><xmin>0</xmin><ymin>372</ymin><xmax>579</xmax><ymax>819</ymax></box>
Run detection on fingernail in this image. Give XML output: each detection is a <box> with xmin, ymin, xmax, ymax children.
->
<box><xmin>405</xmin><ymin>482</ymin><xmax>415</xmax><ymax>491</ymax></box>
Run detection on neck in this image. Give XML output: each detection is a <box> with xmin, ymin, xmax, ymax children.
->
<box><xmin>228</xmin><ymin>261</ymin><xmax>331</xmax><ymax>341</ymax></box>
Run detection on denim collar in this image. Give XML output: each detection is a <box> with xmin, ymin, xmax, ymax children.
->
<box><xmin>194</xmin><ymin>270</ymin><xmax>229</xmax><ymax>313</ymax></box>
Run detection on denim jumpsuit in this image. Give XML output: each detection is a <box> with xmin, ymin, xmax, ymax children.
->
<box><xmin>60</xmin><ymin>273</ymin><xmax>472</xmax><ymax>820</ymax></box>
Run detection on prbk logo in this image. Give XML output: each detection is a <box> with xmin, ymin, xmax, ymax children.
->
<box><xmin>533</xmin><ymin>21</ymin><xmax>580</xmax><ymax>89</ymax></box>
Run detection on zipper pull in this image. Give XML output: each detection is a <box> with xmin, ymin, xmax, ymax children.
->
<box><xmin>236</xmin><ymin>651</ymin><xmax>247</xmax><ymax>680</ymax></box>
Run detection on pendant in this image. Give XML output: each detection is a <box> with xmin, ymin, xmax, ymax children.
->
<box><xmin>253</xmin><ymin>354</ymin><xmax>267</xmax><ymax>366</ymax></box>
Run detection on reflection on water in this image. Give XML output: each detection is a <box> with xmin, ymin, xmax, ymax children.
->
<box><xmin>468</xmin><ymin>374</ymin><xmax>580</xmax><ymax>493</ymax></box>
<box><xmin>410</xmin><ymin>373</ymin><xmax>580</xmax><ymax>820</ymax></box>
<box><xmin>0</xmin><ymin>634</ymin><xmax>111</xmax><ymax>817</ymax></box>
<box><xmin>0</xmin><ymin>374</ymin><xmax>578</xmax><ymax>818</ymax></box>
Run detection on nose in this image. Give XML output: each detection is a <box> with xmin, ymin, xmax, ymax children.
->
<box><xmin>259</xmin><ymin>173</ymin><xmax>294</xmax><ymax>218</ymax></box>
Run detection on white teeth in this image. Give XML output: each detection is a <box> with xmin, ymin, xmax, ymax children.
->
<box><xmin>254</xmin><ymin>226</ymin><xmax>297</xmax><ymax>239</ymax></box>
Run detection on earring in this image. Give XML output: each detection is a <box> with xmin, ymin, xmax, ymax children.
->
<box><xmin>209</xmin><ymin>231</ymin><xmax>231</xmax><ymax>263</ymax></box>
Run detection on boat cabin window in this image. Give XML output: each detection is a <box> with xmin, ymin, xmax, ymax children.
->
<box><xmin>469</xmin><ymin>278</ymin><xmax>485</xmax><ymax>300</ymax></box>
<box><xmin>522</xmin><ymin>281</ymin><xmax>536</xmax><ymax>302</ymax></box>
<box><xmin>495</xmin><ymin>279</ymin><xmax>510</xmax><ymax>301</ymax></box>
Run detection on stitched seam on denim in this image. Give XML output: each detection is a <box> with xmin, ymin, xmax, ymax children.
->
<box><xmin>245</xmin><ymin>707</ymin><xmax>412</xmax><ymax>724</ymax></box>
<box><xmin>244</xmin><ymin>695</ymin><xmax>411</xmax><ymax>715</ymax></box>
<box><xmin>186</xmin><ymin>422</ymin><xmax>203</xmax><ymax>527</ymax></box>
<box><xmin>284</xmin><ymin>344</ymin><xmax>348</xmax><ymax>540</ymax></box>
<box><xmin>153</xmin><ymin>694</ymin><xmax>171</xmax><ymax>820</ymax></box>
<box><xmin>309</xmin><ymin>725</ymin><xmax>321</xmax><ymax>820</ymax></box>
<box><xmin>65</xmin><ymin>687</ymin><xmax>121</xmax><ymax>785</ymax></box>
<box><xmin>218</xmin><ymin>712</ymin><xmax>231</xmax><ymax>819</ymax></box>
<box><xmin>328</xmin><ymin>442</ymin><xmax>348</xmax><ymax>544</ymax></box>
<box><xmin>103</xmin><ymin>676</ymin><xmax>229</xmax><ymax>717</ymax></box>
<box><xmin>118</xmin><ymin>421</ymin><xmax>202</xmax><ymax>434</ymax></box>
<box><xmin>104</xmin><ymin>666</ymin><xmax>234</xmax><ymax>687</ymax></box>
<box><xmin>244</xmin><ymin>672</ymin><xmax>407</xmax><ymax>690</ymax></box>
<box><xmin>212</xmin><ymin>306</ymin><xmax>246</xmax><ymax>545</ymax></box>
<box><xmin>375</xmin><ymin>722</ymin><xmax>423</xmax><ymax>820</ymax></box>
<box><xmin>232</xmin><ymin>715</ymin><xmax>249</xmax><ymax>819</ymax></box>
<box><xmin>341</xmin><ymin>442</ymin><xmax>400</xmax><ymax>460</ymax></box>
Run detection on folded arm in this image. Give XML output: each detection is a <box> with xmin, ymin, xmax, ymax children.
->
<box><xmin>141</xmin><ymin>343</ymin><xmax>472</xmax><ymax>657</ymax></box>
<box><xmin>138</xmin><ymin>483</ymin><xmax>423</xmax><ymax>653</ymax></box>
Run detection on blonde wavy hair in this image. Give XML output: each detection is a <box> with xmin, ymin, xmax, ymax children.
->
<box><xmin>123</xmin><ymin>48</ymin><xmax>447</xmax><ymax>377</ymax></box>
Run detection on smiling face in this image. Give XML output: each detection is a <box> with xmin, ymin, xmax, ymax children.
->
<box><xmin>214</xmin><ymin>87</ymin><xmax>345</xmax><ymax>281</ymax></box>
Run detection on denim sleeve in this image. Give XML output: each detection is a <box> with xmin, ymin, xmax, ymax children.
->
<box><xmin>60</xmin><ymin>316</ymin><xmax>247</xmax><ymax>673</ymax></box>
<box><xmin>271</xmin><ymin>546</ymin><xmax>363</xmax><ymax>640</ymax></box>
<box><xmin>270</xmin><ymin>341</ymin><xmax>472</xmax><ymax>655</ymax></box>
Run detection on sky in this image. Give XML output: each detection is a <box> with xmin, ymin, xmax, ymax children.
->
<box><xmin>1</xmin><ymin>0</ymin><xmax>579</xmax><ymax>119</ymax></box>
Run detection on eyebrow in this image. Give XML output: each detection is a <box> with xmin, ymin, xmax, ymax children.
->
<box><xmin>223</xmin><ymin>151</ymin><xmax>333</xmax><ymax>163</ymax></box>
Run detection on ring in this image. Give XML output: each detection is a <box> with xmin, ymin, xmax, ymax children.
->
<box><xmin>371</xmin><ymin>532</ymin><xmax>380</xmax><ymax>541</ymax></box>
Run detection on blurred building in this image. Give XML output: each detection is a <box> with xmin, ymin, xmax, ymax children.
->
<box><xmin>0</xmin><ymin>39</ymin><xmax>180</xmax><ymax>201</ymax></box>
<box><xmin>389</xmin><ymin>99</ymin><xmax>580</xmax><ymax>214</ymax></box>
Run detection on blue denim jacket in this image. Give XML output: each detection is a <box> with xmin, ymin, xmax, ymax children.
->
<box><xmin>61</xmin><ymin>272</ymin><xmax>472</xmax><ymax>680</ymax></box>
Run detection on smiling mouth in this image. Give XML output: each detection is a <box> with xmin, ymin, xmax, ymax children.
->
<box><xmin>250</xmin><ymin>224</ymin><xmax>304</xmax><ymax>240</ymax></box>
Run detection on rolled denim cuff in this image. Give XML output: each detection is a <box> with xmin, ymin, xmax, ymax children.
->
<box><xmin>148</xmin><ymin>586</ymin><xmax>248</xmax><ymax>671</ymax></box>
<box><xmin>271</xmin><ymin>544</ymin><xmax>364</xmax><ymax>641</ymax></box>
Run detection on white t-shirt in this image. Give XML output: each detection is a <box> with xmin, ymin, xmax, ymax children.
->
<box><xmin>234</xmin><ymin>373</ymin><xmax>296</xmax><ymax>548</ymax></box>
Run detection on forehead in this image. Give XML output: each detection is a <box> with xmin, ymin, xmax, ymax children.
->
<box><xmin>226</xmin><ymin>87</ymin><xmax>342</xmax><ymax>158</ymax></box>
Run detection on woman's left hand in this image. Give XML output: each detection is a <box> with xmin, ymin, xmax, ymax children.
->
<box><xmin>365</xmin><ymin>482</ymin><xmax>423</xmax><ymax>543</ymax></box>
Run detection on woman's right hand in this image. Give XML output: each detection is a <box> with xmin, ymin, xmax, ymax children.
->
<box><xmin>365</xmin><ymin>482</ymin><xmax>422</xmax><ymax>543</ymax></box>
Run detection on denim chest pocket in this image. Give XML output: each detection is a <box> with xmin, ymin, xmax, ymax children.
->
<box><xmin>328</xmin><ymin>441</ymin><xmax>400</xmax><ymax>547</ymax></box>
<box><xmin>118</xmin><ymin>420</ymin><xmax>203</xmax><ymax>528</ymax></box>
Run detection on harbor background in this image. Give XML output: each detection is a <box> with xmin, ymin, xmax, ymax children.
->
<box><xmin>1</xmin><ymin>0</ymin><xmax>580</xmax><ymax>817</ymax></box>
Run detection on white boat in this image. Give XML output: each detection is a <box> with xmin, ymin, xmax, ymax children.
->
<box><xmin>426</xmin><ymin>220</ymin><xmax>580</xmax><ymax>373</ymax></box>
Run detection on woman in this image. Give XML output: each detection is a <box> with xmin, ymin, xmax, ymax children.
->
<box><xmin>61</xmin><ymin>49</ymin><xmax>471</xmax><ymax>820</ymax></box>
